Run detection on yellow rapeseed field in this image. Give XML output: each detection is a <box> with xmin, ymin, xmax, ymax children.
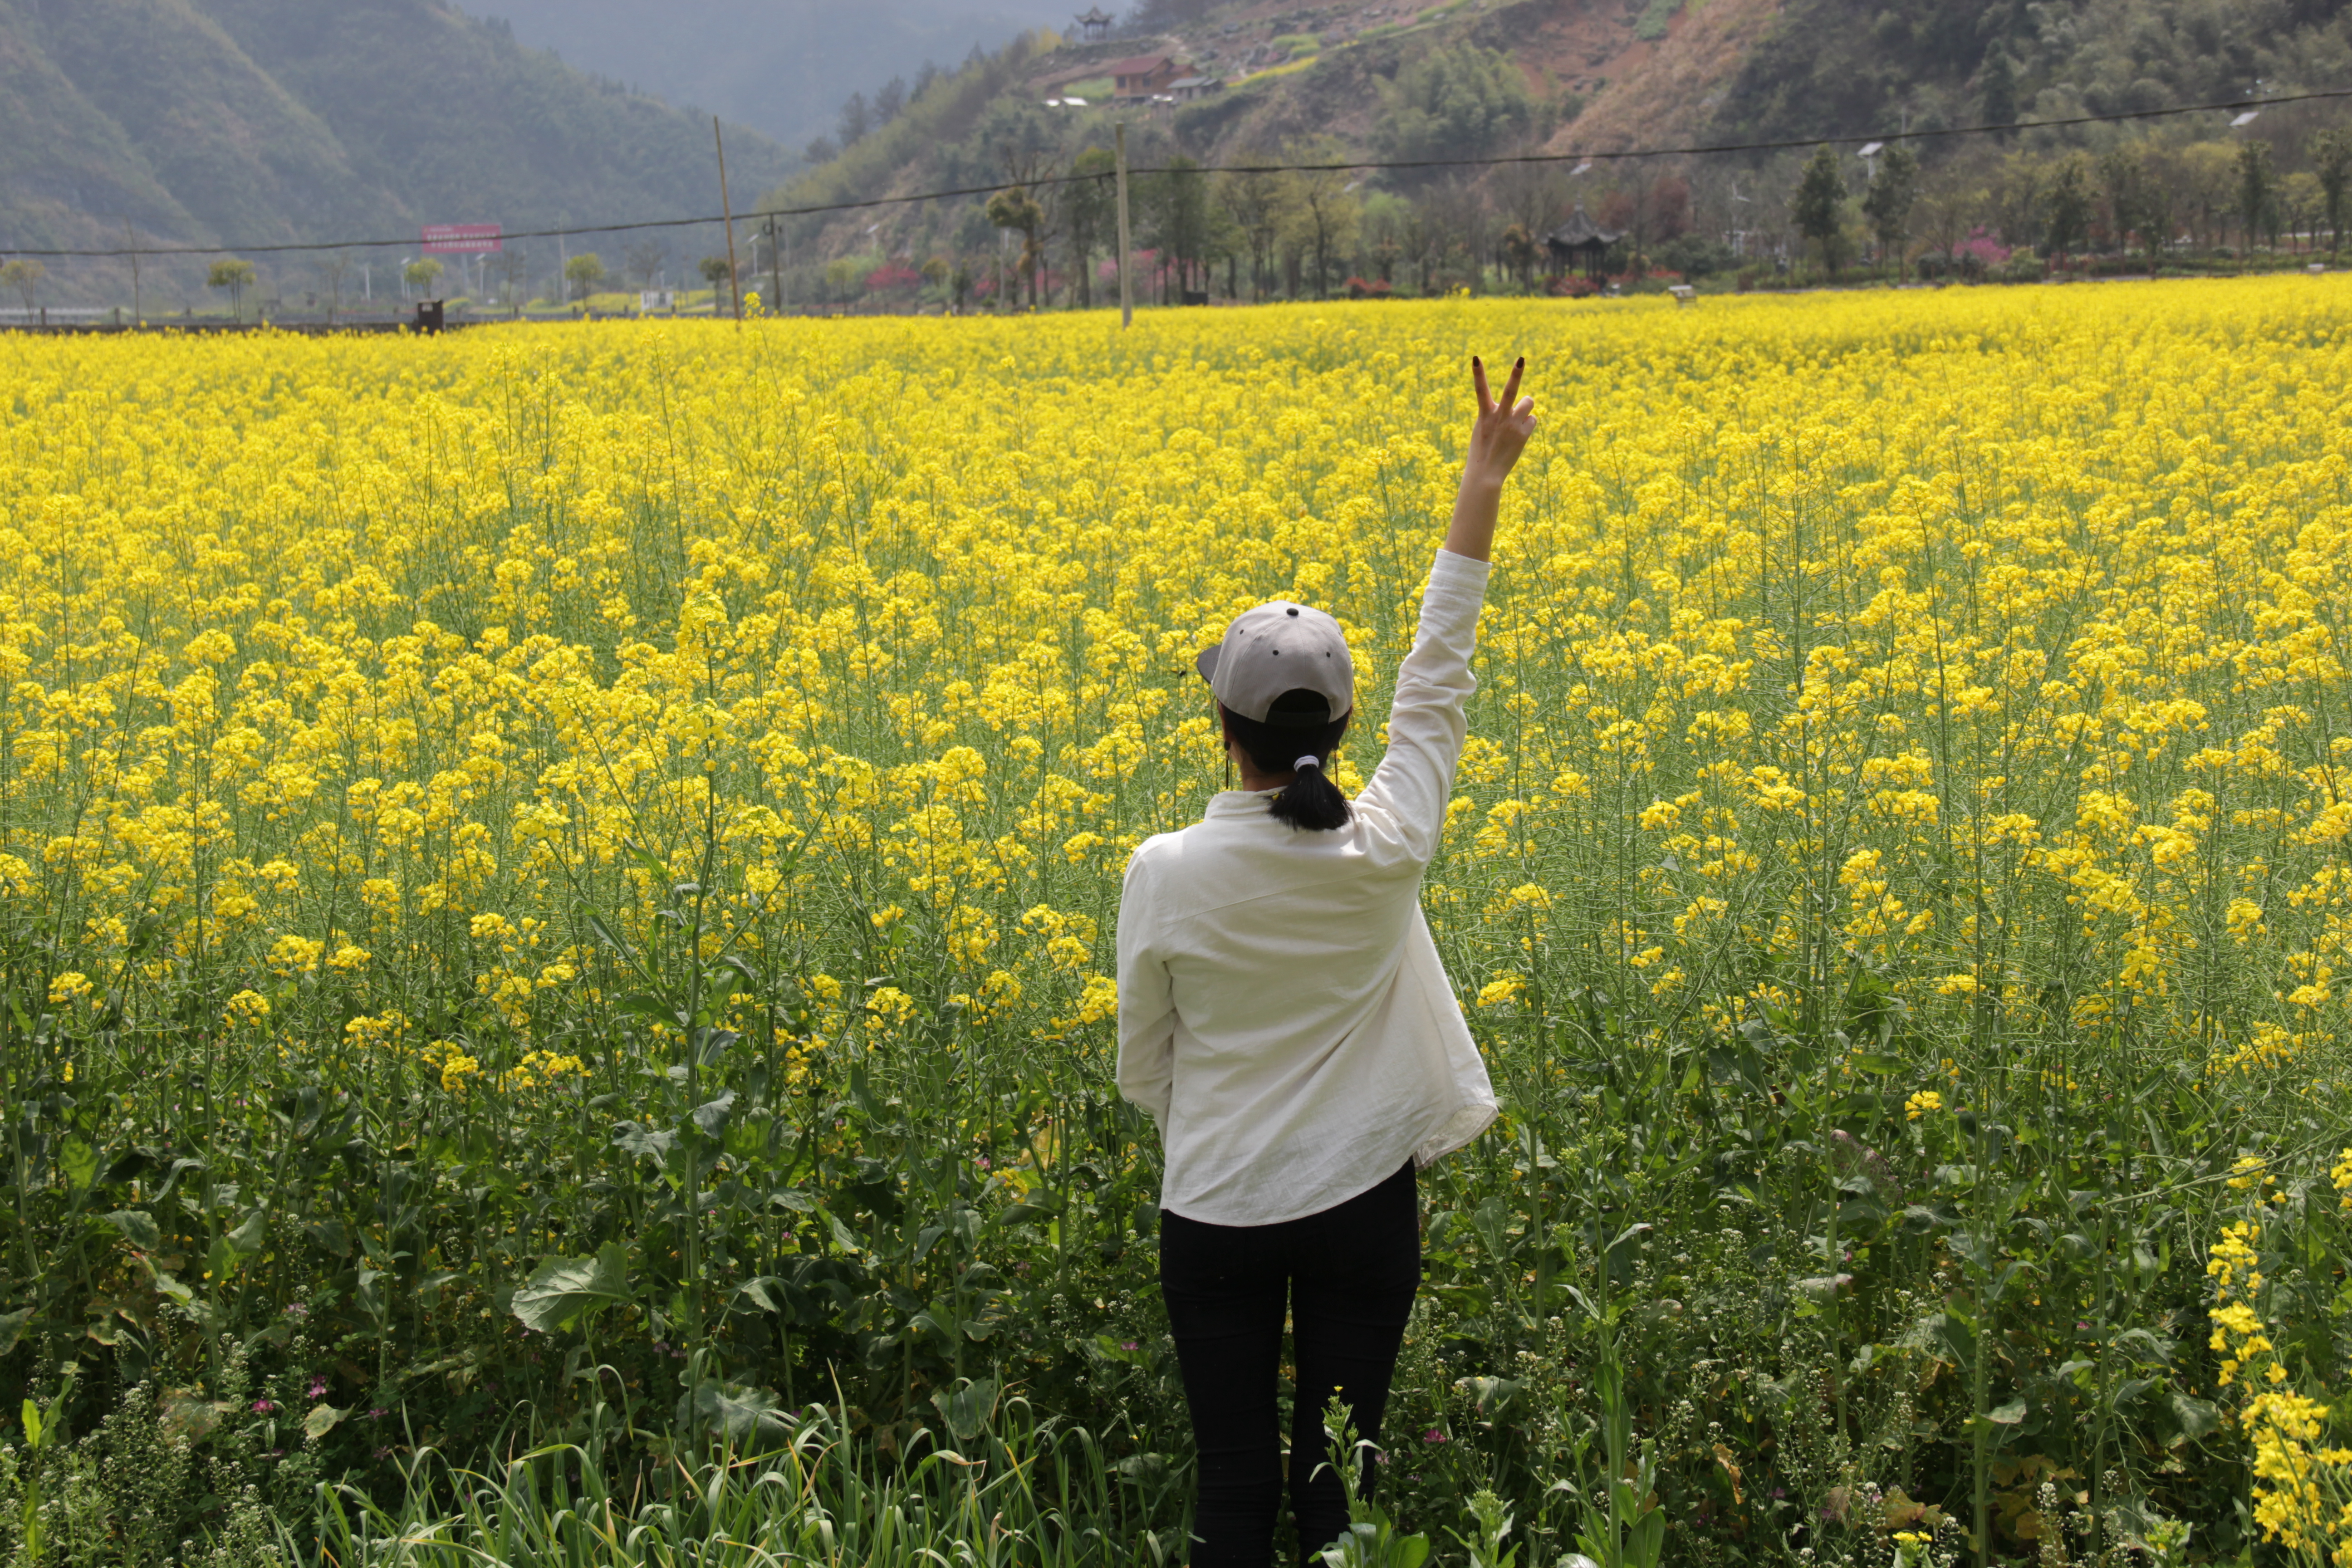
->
<box><xmin>5</xmin><ymin>282</ymin><xmax>2349</xmax><ymax>1089</ymax></box>
<box><xmin>7</xmin><ymin>279</ymin><xmax>2352</xmax><ymax>1560</ymax></box>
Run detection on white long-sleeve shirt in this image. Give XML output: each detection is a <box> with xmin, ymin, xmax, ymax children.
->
<box><xmin>1115</xmin><ymin>549</ymin><xmax>1499</xmax><ymax>1226</ymax></box>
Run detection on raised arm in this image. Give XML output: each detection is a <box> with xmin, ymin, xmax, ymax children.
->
<box><xmin>1352</xmin><ymin>356</ymin><xmax>1539</xmax><ymax>863</ymax></box>
<box><xmin>1441</xmin><ymin>355</ymin><xmax>1539</xmax><ymax>564</ymax></box>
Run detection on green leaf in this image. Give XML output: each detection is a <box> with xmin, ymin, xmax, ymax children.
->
<box><xmin>1463</xmin><ymin>1376</ymin><xmax>1521</xmax><ymax>1416</ymax></box>
<box><xmin>60</xmin><ymin>1138</ymin><xmax>98</xmax><ymax>1192</ymax></box>
<box><xmin>152</xmin><ymin>1158</ymin><xmax>206</xmax><ymax>1204</ymax></box>
<box><xmin>823</xmin><ymin>1207</ymin><xmax>865</xmax><ymax>1254</ymax></box>
<box><xmin>2168</xmin><ymin>1392</ymin><xmax>2220</xmax><ymax>1443</ymax></box>
<box><xmin>0</xmin><ymin>1309</ymin><xmax>31</xmax><ymax>1357</ymax></box>
<box><xmin>106</xmin><ymin>1210</ymin><xmax>161</xmax><ymax>1252</ymax></box>
<box><xmin>1900</xmin><ymin>1204</ymin><xmax>1958</xmax><ymax>1235</ymax></box>
<box><xmin>303</xmin><ymin>1403</ymin><xmax>344</xmax><ymax>1441</ymax></box>
<box><xmin>584</xmin><ymin>907</ymin><xmax>642</xmax><ymax>961</ymax></box>
<box><xmin>100</xmin><ymin>1148</ymin><xmax>162</xmax><ymax>1187</ymax></box>
<box><xmin>1987</xmin><ymin>1398</ymin><xmax>2028</xmax><ymax>1425</ymax></box>
<box><xmin>1607</xmin><ymin>1221</ymin><xmax>1653</xmax><ymax>1253</ymax></box>
<box><xmin>701</xmin><ymin>964</ymin><xmax>746</xmax><ymax>1012</ymax></box>
<box><xmin>223</xmin><ymin>1208</ymin><xmax>268</xmax><ymax>1254</ymax></box>
<box><xmin>734</xmin><ymin>1277</ymin><xmax>795</xmax><ymax>1317</ymax></box>
<box><xmin>610</xmin><ymin>1123</ymin><xmax>678</xmax><ymax>1161</ymax></box>
<box><xmin>510</xmin><ymin>1241</ymin><xmax>631</xmax><ymax>1334</ymax></box>
<box><xmin>691</xmin><ymin>1092</ymin><xmax>738</xmax><ymax>1137</ymax></box>
<box><xmin>1836</xmin><ymin>1198</ymin><xmax>1890</xmax><ymax>1234</ymax></box>
<box><xmin>931</xmin><ymin>1377</ymin><xmax>998</xmax><ymax>1443</ymax></box>
<box><xmin>684</xmin><ymin>1381</ymin><xmax>794</xmax><ymax>1446</ymax></box>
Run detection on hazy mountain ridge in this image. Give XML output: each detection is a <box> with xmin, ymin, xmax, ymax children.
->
<box><xmin>0</xmin><ymin>0</ymin><xmax>793</xmax><ymax>272</ymax></box>
<box><xmin>468</xmin><ymin>0</ymin><xmax>1076</xmax><ymax>149</ymax></box>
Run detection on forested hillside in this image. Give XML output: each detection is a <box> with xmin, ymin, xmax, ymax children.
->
<box><xmin>0</xmin><ymin>0</ymin><xmax>791</xmax><ymax>293</ymax></box>
<box><xmin>1707</xmin><ymin>0</ymin><xmax>2352</xmax><ymax>142</ymax></box>
<box><xmin>752</xmin><ymin>0</ymin><xmax>2351</xmax><ymax>309</ymax></box>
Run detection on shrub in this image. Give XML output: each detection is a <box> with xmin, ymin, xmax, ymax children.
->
<box><xmin>1371</xmin><ymin>40</ymin><xmax>1534</xmax><ymax>164</ymax></box>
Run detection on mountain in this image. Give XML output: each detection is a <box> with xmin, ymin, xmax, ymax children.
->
<box><xmin>0</xmin><ymin>0</ymin><xmax>794</xmax><ymax>300</ymax></box>
<box><xmin>1703</xmin><ymin>0</ymin><xmax>2352</xmax><ymax>146</ymax></box>
<box><xmin>758</xmin><ymin>0</ymin><xmax>2352</xmax><ymax>273</ymax></box>
<box><xmin>465</xmin><ymin>0</ymin><xmax>1078</xmax><ymax>150</ymax></box>
<box><xmin>1069</xmin><ymin>0</ymin><xmax>2352</xmax><ymax>166</ymax></box>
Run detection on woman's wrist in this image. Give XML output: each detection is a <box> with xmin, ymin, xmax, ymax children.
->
<box><xmin>1443</xmin><ymin>482</ymin><xmax>1501</xmax><ymax>560</ymax></box>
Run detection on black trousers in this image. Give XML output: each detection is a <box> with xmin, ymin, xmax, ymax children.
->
<box><xmin>1159</xmin><ymin>1161</ymin><xmax>1420</xmax><ymax>1568</ymax></box>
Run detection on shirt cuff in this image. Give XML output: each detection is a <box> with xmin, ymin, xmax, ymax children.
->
<box><xmin>1431</xmin><ymin>548</ymin><xmax>1493</xmax><ymax>588</ymax></box>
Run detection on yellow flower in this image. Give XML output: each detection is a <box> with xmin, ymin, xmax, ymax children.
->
<box><xmin>48</xmin><ymin>970</ymin><xmax>93</xmax><ymax>1006</ymax></box>
<box><xmin>223</xmin><ymin>990</ymin><xmax>272</xmax><ymax>1027</ymax></box>
<box><xmin>344</xmin><ymin>1013</ymin><xmax>410</xmax><ymax>1049</ymax></box>
<box><xmin>421</xmin><ymin>1043</ymin><xmax>483</xmax><ymax>1097</ymax></box>
<box><xmin>1475</xmin><ymin>976</ymin><xmax>1526</xmax><ymax>1009</ymax></box>
<box><xmin>865</xmin><ymin>986</ymin><xmax>916</xmax><ymax>1026</ymax></box>
<box><xmin>1904</xmin><ymin>1090</ymin><xmax>1944</xmax><ymax>1121</ymax></box>
<box><xmin>1073</xmin><ymin>974</ymin><xmax>1119</xmax><ymax>1026</ymax></box>
<box><xmin>267</xmin><ymin>936</ymin><xmax>324</xmax><ymax>976</ymax></box>
<box><xmin>501</xmin><ymin>1051</ymin><xmax>587</xmax><ymax>1093</ymax></box>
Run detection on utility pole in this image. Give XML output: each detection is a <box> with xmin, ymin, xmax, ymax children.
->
<box><xmin>1115</xmin><ymin>121</ymin><xmax>1134</xmax><ymax>328</ymax></box>
<box><xmin>122</xmin><ymin>219</ymin><xmax>141</xmax><ymax>324</ymax></box>
<box><xmin>715</xmin><ymin>116</ymin><xmax>743</xmax><ymax>326</ymax></box>
<box><xmin>766</xmin><ymin>214</ymin><xmax>783</xmax><ymax>315</ymax></box>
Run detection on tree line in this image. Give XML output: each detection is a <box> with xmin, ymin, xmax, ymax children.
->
<box><xmin>755</xmin><ymin>109</ymin><xmax>2351</xmax><ymax>315</ymax></box>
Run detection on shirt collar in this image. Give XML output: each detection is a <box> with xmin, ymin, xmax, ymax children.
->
<box><xmin>1203</xmin><ymin>789</ymin><xmax>1282</xmax><ymax>820</ymax></box>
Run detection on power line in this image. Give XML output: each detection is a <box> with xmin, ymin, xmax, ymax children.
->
<box><xmin>10</xmin><ymin>83</ymin><xmax>2348</xmax><ymax>261</ymax></box>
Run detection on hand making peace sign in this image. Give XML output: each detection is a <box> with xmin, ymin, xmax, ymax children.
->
<box><xmin>1443</xmin><ymin>355</ymin><xmax>1538</xmax><ymax>563</ymax></box>
<box><xmin>1465</xmin><ymin>354</ymin><xmax>1539</xmax><ymax>490</ymax></box>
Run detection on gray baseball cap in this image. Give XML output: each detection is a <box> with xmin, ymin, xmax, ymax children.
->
<box><xmin>1195</xmin><ymin>602</ymin><xmax>1355</xmax><ymax>727</ymax></box>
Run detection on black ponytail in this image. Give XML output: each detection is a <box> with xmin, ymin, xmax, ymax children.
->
<box><xmin>1221</xmin><ymin>689</ymin><xmax>1353</xmax><ymax>832</ymax></box>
